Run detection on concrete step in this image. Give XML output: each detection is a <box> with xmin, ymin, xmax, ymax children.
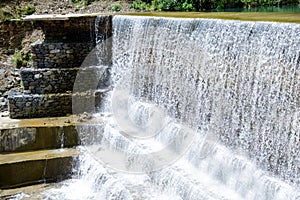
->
<box><xmin>0</xmin><ymin>115</ymin><xmax>105</xmax><ymax>152</ymax></box>
<box><xmin>0</xmin><ymin>148</ymin><xmax>79</xmax><ymax>189</ymax></box>
<box><xmin>0</xmin><ymin>182</ymin><xmax>54</xmax><ymax>200</ymax></box>
<box><xmin>0</xmin><ymin>126</ymin><xmax>79</xmax><ymax>153</ymax></box>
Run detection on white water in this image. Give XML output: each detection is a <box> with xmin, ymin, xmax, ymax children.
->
<box><xmin>44</xmin><ymin>16</ymin><xmax>299</xmax><ymax>199</ymax></box>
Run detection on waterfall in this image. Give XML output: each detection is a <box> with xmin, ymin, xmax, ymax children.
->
<box><xmin>111</xmin><ymin>15</ymin><xmax>300</xmax><ymax>187</ymax></box>
<box><xmin>45</xmin><ymin>15</ymin><xmax>299</xmax><ymax>199</ymax></box>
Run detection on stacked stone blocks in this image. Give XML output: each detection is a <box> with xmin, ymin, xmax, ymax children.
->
<box><xmin>8</xmin><ymin>15</ymin><xmax>112</xmax><ymax>119</ymax></box>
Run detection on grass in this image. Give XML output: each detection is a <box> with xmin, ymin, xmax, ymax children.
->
<box><xmin>120</xmin><ymin>12</ymin><xmax>300</xmax><ymax>23</ymax></box>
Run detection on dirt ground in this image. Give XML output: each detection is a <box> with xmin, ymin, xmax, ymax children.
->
<box><xmin>0</xmin><ymin>0</ymin><xmax>132</xmax><ymax>15</ymax></box>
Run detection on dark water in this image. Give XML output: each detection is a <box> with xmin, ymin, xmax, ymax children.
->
<box><xmin>211</xmin><ymin>4</ymin><xmax>300</xmax><ymax>12</ymax></box>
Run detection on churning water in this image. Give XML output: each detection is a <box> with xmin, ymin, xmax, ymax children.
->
<box><xmin>45</xmin><ymin>16</ymin><xmax>299</xmax><ymax>199</ymax></box>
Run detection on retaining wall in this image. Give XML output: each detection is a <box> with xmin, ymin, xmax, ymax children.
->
<box><xmin>8</xmin><ymin>91</ymin><xmax>103</xmax><ymax>118</ymax></box>
<box><xmin>20</xmin><ymin>66</ymin><xmax>110</xmax><ymax>94</ymax></box>
<box><xmin>31</xmin><ymin>42</ymin><xmax>94</xmax><ymax>68</ymax></box>
<box><xmin>8</xmin><ymin>15</ymin><xmax>112</xmax><ymax>119</ymax></box>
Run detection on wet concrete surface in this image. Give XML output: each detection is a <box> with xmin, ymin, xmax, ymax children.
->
<box><xmin>0</xmin><ymin>113</ymin><xmax>96</xmax><ymax>130</ymax></box>
<box><xmin>0</xmin><ymin>113</ymin><xmax>102</xmax><ymax>190</ymax></box>
<box><xmin>0</xmin><ymin>182</ymin><xmax>57</xmax><ymax>199</ymax></box>
<box><xmin>0</xmin><ymin>148</ymin><xmax>79</xmax><ymax>189</ymax></box>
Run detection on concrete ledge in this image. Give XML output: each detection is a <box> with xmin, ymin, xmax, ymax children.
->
<box><xmin>0</xmin><ymin>148</ymin><xmax>79</xmax><ymax>189</ymax></box>
<box><xmin>22</xmin><ymin>13</ymin><xmax>112</xmax><ymax>21</ymax></box>
<box><xmin>0</xmin><ymin>126</ymin><xmax>79</xmax><ymax>153</ymax></box>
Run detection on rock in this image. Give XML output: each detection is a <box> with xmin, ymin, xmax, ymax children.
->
<box><xmin>66</xmin><ymin>50</ymin><xmax>73</xmax><ymax>54</ymax></box>
<box><xmin>49</xmin><ymin>45</ymin><xmax>54</xmax><ymax>50</ymax></box>
<box><xmin>50</xmin><ymin>49</ymin><xmax>60</xmax><ymax>54</ymax></box>
<box><xmin>44</xmin><ymin>71</ymin><xmax>52</xmax><ymax>76</ymax></box>
<box><xmin>0</xmin><ymin>111</ymin><xmax>9</xmax><ymax>117</ymax></box>
<box><xmin>45</xmin><ymin>85</ymin><xmax>53</xmax><ymax>91</ymax></box>
<box><xmin>34</xmin><ymin>74</ymin><xmax>41</xmax><ymax>79</ymax></box>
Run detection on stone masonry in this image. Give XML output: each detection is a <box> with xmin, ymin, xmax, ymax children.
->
<box><xmin>31</xmin><ymin>42</ymin><xmax>94</xmax><ymax>68</ymax></box>
<box><xmin>8</xmin><ymin>14</ymin><xmax>112</xmax><ymax>118</ymax></box>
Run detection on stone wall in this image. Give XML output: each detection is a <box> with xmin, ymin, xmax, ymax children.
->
<box><xmin>8</xmin><ymin>90</ymin><xmax>103</xmax><ymax>118</ymax></box>
<box><xmin>29</xmin><ymin>15</ymin><xmax>112</xmax><ymax>68</ymax></box>
<box><xmin>8</xmin><ymin>91</ymin><xmax>73</xmax><ymax>118</ymax></box>
<box><xmin>8</xmin><ymin>15</ymin><xmax>112</xmax><ymax>118</ymax></box>
<box><xmin>31</xmin><ymin>42</ymin><xmax>94</xmax><ymax>68</ymax></box>
<box><xmin>20</xmin><ymin>66</ymin><xmax>110</xmax><ymax>94</ymax></box>
<box><xmin>40</xmin><ymin>17</ymin><xmax>100</xmax><ymax>43</ymax></box>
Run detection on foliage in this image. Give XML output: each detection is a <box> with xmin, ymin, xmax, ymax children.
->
<box><xmin>131</xmin><ymin>0</ymin><xmax>195</xmax><ymax>10</ymax></box>
<box><xmin>72</xmin><ymin>0</ymin><xmax>100</xmax><ymax>10</ymax></box>
<box><xmin>109</xmin><ymin>3</ymin><xmax>123</xmax><ymax>11</ymax></box>
<box><xmin>13</xmin><ymin>51</ymin><xmax>30</xmax><ymax>68</ymax></box>
<box><xmin>0</xmin><ymin>8</ymin><xmax>14</xmax><ymax>21</ymax></box>
<box><xmin>0</xmin><ymin>4</ymin><xmax>35</xmax><ymax>22</ymax></box>
<box><xmin>22</xmin><ymin>5</ymin><xmax>35</xmax><ymax>15</ymax></box>
<box><xmin>131</xmin><ymin>0</ymin><xmax>151</xmax><ymax>10</ymax></box>
<box><xmin>131</xmin><ymin>0</ymin><xmax>299</xmax><ymax>11</ymax></box>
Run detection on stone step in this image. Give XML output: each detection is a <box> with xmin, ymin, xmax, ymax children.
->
<box><xmin>20</xmin><ymin>66</ymin><xmax>110</xmax><ymax>94</ymax></box>
<box><xmin>0</xmin><ymin>148</ymin><xmax>79</xmax><ymax>189</ymax></box>
<box><xmin>31</xmin><ymin>42</ymin><xmax>95</xmax><ymax>69</ymax></box>
<box><xmin>7</xmin><ymin>90</ymin><xmax>105</xmax><ymax>119</ymax></box>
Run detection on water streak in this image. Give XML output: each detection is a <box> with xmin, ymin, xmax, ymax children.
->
<box><xmin>70</xmin><ymin>15</ymin><xmax>300</xmax><ymax>200</ymax></box>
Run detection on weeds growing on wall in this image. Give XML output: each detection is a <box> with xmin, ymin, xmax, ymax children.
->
<box><xmin>131</xmin><ymin>0</ymin><xmax>299</xmax><ymax>11</ymax></box>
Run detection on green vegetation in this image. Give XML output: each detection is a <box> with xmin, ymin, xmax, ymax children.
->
<box><xmin>13</xmin><ymin>51</ymin><xmax>30</xmax><ymax>68</ymax></box>
<box><xmin>21</xmin><ymin>5</ymin><xmax>35</xmax><ymax>16</ymax></box>
<box><xmin>109</xmin><ymin>3</ymin><xmax>123</xmax><ymax>11</ymax></box>
<box><xmin>71</xmin><ymin>0</ymin><xmax>100</xmax><ymax>10</ymax></box>
<box><xmin>72</xmin><ymin>0</ymin><xmax>89</xmax><ymax>10</ymax></box>
<box><xmin>12</xmin><ymin>38</ymin><xmax>31</xmax><ymax>68</ymax></box>
<box><xmin>0</xmin><ymin>8</ymin><xmax>14</xmax><ymax>22</ymax></box>
<box><xmin>0</xmin><ymin>4</ymin><xmax>35</xmax><ymax>22</ymax></box>
<box><xmin>130</xmin><ymin>0</ymin><xmax>299</xmax><ymax>11</ymax></box>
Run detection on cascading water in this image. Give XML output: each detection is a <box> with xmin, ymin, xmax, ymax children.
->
<box><xmin>44</xmin><ymin>15</ymin><xmax>299</xmax><ymax>200</ymax></box>
<box><xmin>111</xmin><ymin>14</ymin><xmax>299</xmax><ymax>185</ymax></box>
